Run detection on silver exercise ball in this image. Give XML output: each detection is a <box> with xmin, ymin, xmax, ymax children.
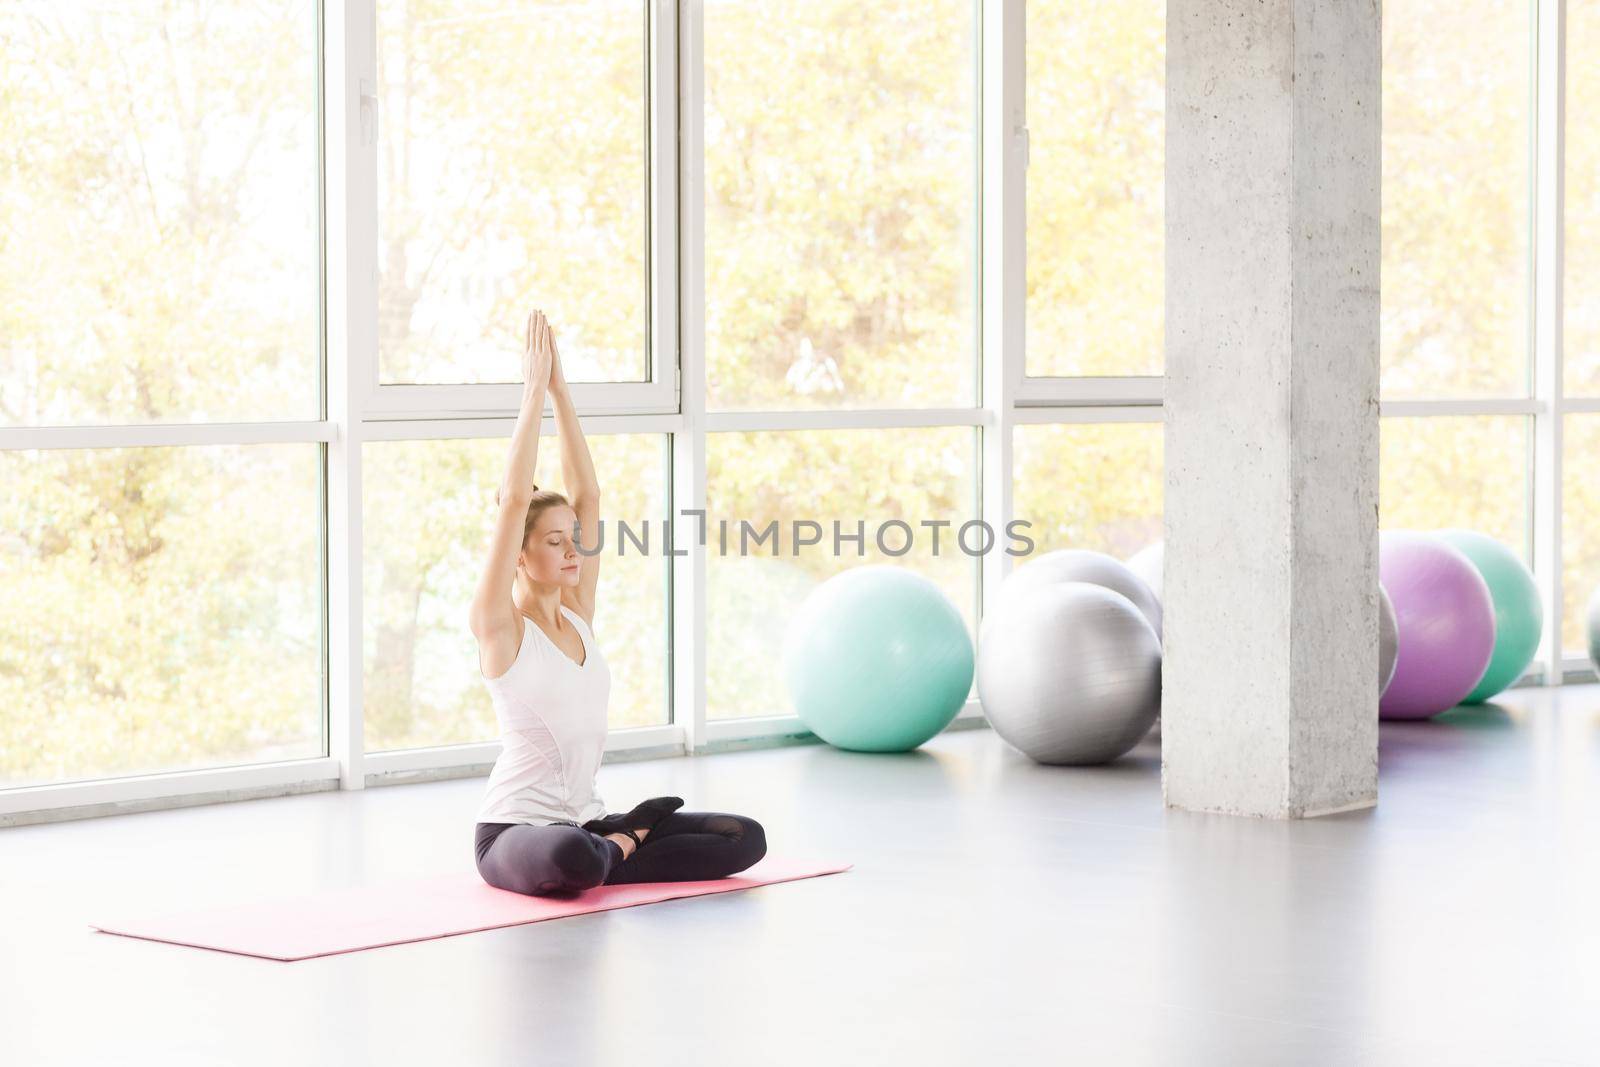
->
<box><xmin>1125</xmin><ymin>540</ymin><xmax>1164</xmax><ymax>605</ymax></box>
<box><xmin>998</xmin><ymin>548</ymin><xmax>1162</xmax><ymax>643</ymax></box>
<box><xmin>1379</xmin><ymin>583</ymin><xmax>1399</xmax><ymax>697</ymax></box>
<box><xmin>1123</xmin><ymin>540</ymin><xmax>1166</xmax><ymax>732</ymax></box>
<box><xmin>977</xmin><ymin>581</ymin><xmax>1162</xmax><ymax>765</ymax></box>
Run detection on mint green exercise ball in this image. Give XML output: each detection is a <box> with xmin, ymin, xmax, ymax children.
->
<box><xmin>781</xmin><ymin>565</ymin><xmax>974</xmax><ymax>752</ymax></box>
<box><xmin>1434</xmin><ymin>529</ymin><xmax>1543</xmax><ymax>702</ymax></box>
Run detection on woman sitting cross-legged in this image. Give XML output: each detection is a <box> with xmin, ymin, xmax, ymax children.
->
<box><xmin>467</xmin><ymin>309</ymin><xmax>766</xmax><ymax>897</ymax></box>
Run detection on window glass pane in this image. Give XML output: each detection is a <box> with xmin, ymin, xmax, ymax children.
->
<box><xmin>1381</xmin><ymin>0</ymin><xmax>1530</xmax><ymax>399</ymax></box>
<box><xmin>364</xmin><ymin>433</ymin><xmax>666</xmax><ymax>752</ymax></box>
<box><xmin>0</xmin><ymin>2</ymin><xmax>319</xmax><ymax>426</ymax></box>
<box><xmin>1024</xmin><ymin>1</ymin><xmax>1164</xmax><ymax>379</ymax></box>
<box><xmin>704</xmin><ymin>2</ymin><xmax>978</xmax><ymax>411</ymax></box>
<box><xmin>1568</xmin><ymin>0</ymin><xmax>1600</xmax><ymax>395</ymax></box>
<box><xmin>376</xmin><ymin>1</ymin><xmax>648</xmax><ymax>386</ymax></box>
<box><xmin>1563</xmin><ymin>416</ymin><xmax>1600</xmax><ymax>654</ymax></box>
<box><xmin>1378</xmin><ymin>416</ymin><xmax>1530</xmax><ymax>557</ymax></box>
<box><xmin>0</xmin><ymin>446</ymin><xmax>322</xmax><ymax>789</ymax></box>
<box><xmin>1012</xmin><ymin>422</ymin><xmax>1162</xmax><ymax>560</ymax></box>
<box><xmin>706</xmin><ymin>428</ymin><xmax>978</xmax><ymax>720</ymax></box>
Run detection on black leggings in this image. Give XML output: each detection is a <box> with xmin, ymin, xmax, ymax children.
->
<box><xmin>474</xmin><ymin>810</ymin><xmax>767</xmax><ymax>898</ymax></box>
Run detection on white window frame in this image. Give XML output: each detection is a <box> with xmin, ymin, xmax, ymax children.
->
<box><xmin>354</xmin><ymin>0</ymin><xmax>679</xmax><ymax>422</ymax></box>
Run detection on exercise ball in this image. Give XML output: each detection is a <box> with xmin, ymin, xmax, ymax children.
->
<box><xmin>1433</xmin><ymin>529</ymin><xmax>1542</xmax><ymax>702</ymax></box>
<box><xmin>782</xmin><ymin>564</ymin><xmax>974</xmax><ymax>752</ymax></box>
<box><xmin>1124</xmin><ymin>540</ymin><xmax>1167</xmax><ymax>731</ymax></box>
<box><xmin>1587</xmin><ymin>584</ymin><xmax>1600</xmax><ymax>675</ymax></box>
<box><xmin>1378</xmin><ymin>531</ymin><xmax>1497</xmax><ymax>720</ymax></box>
<box><xmin>1379</xmin><ymin>583</ymin><xmax>1399</xmax><ymax>697</ymax></box>
<box><xmin>998</xmin><ymin>549</ymin><xmax>1161</xmax><ymax>641</ymax></box>
<box><xmin>1125</xmin><ymin>540</ymin><xmax>1164</xmax><ymax>605</ymax></box>
<box><xmin>977</xmin><ymin>581</ymin><xmax>1161</xmax><ymax>764</ymax></box>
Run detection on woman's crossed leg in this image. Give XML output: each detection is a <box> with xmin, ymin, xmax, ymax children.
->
<box><xmin>602</xmin><ymin>810</ymin><xmax>766</xmax><ymax>886</ymax></box>
<box><xmin>474</xmin><ymin>811</ymin><xmax>766</xmax><ymax>898</ymax></box>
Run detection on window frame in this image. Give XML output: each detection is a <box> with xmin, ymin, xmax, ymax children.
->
<box><xmin>356</xmin><ymin>0</ymin><xmax>679</xmax><ymax>420</ymax></box>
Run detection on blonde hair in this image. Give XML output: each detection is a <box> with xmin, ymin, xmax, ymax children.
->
<box><xmin>521</xmin><ymin>486</ymin><xmax>573</xmax><ymax>548</ymax></box>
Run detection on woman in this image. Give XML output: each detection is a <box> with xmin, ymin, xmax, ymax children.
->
<box><xmin>468</xmin><ymin>309</ymin><xmax>766</xmax><ymax>897</ymax></box>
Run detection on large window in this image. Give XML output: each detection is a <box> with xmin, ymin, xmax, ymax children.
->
<box><xmin>1569</xmin><ymin>1</ymin><xmax>1600</xmax><ymax>396</ymax></box>
<box><xmin>0</xmin><ymin>2</ymin><xmax>320</xmax><ymax>425</ymax></box>
<box><xmin>0</xmin><ymin>445</ymin><xmax>323</xmax><ymax>789</ymax></box>
<box><xmin>1023</xmin><ymin>0</ymin><xmax>1164</xmax><ymax>380</ymax></box>
<box><xmin>1563</xmin><ymin>417</ymin><xmax>1600</xmax><ymax>655</ymax></box>
<box><xmin>376</xmin><ymin>0</ymin><xmax>650</xmax><ymax>387</ymax></box>
<box><xmin>1378</xmin><ymin>417</ymin><xmax>1531</xmax><ymax>555</ymax></box>
<box><xmin>1381</xmin><ymin>0</ymin><xmax>1531</xmax><ymax>399</ymax></box>
<box><xmin>697</xmin><ymin>0</ymin><xmax>982</xmax><ymax>727</ymax></box>
<box><xmin>705</xmin><ymin>427</ymin><xmax>978</xmax><ymax>721</ymax></box>
<box><xmin>1</xmin><ymin>1</ymin><xmax>323</xmax><ymax>796</ymax></box>
<box><xmin>1565</xmin><ymin>1</ymin><xmax>1600</xmax><ymax>657</ymax></box>
<box><xmin>1013</xmin><ymin>422</ymin><xmax>1162</xmax><ymax>558</ymax></box>
<box><xmin>702</xmin><ymin>1</ymin><xmax>978</xmax><ymax>411</ymax></box>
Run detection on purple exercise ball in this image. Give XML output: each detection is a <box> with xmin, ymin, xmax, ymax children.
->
<box><xmin>1378</xmin><ymin>531</ymin><xmax>1497</xmax><ymax>720</ymax></box>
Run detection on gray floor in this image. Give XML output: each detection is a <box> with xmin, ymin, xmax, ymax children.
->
<box><xmin>4</xmin><ymin>689</ymin><xmax>1600</xmax><ymax>1067</ymax></box>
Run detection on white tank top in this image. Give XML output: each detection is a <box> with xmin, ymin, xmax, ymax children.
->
<box><xmin>474</xmin><ymin>605</ymin><xmax>613</xmax><ymax>827</ymax></box>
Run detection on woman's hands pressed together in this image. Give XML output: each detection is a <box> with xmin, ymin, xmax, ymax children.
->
<box><xmin>545</xmin><ymin>316</ymin><xmax>569</xmax><ymax>397</ymax></box>
<box><xmin>521</xmin><ymin>310</ymin><xmax>555</xmax><ymax>399</ymax></box>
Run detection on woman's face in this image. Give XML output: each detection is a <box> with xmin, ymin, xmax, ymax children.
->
<box><xmin>520</xmin><ymin>507</ymin><xmax>581</xmax><ymax>587</ymax></box>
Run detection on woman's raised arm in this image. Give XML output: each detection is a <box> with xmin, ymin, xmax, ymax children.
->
<box><xmin>468</xmin><ymin>311</ymin><xmax>552</xmax><ymax>636</ymax></box>
<box><xmin>545</xmin><ymin>322</ymin><xmax>602</xmax><ymax>628</ymax></box>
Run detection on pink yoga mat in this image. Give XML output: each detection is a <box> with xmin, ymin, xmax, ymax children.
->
<box><xmin>89</xmin><ymin>856</ymin><xmax>851</xmax><ymax>962</ymax></box>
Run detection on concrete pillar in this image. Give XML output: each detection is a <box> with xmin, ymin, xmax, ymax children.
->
<box><xmin>1162</xmin><ymin>0</ymin><xmax>1380</xmax><ymax>817</ymax></box>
